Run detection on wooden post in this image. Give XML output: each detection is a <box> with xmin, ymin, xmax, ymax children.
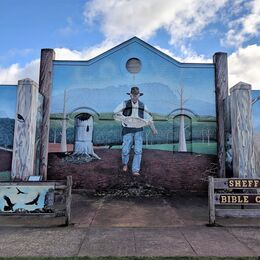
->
<box><xmin>11</xmin><ymin>79</ymin><xmax>39</xmax><ymax>180</ymax></box>
<box><xmin>230</xmin><ymin>82</ymin><xmax>256</xmax><ymax>178</ymax></box>
<box><xmin>65</xmin><ymin>175</ymin><xmax>72</xmax><ymax>225</ymax></box>
<box><xmin>213</xmin><ymin>52</ymin><xmax>229</xmax><ymax>178</ymax></box>
<box><xmin>208</xmin><ymin>176</ymin><xmax>215</xmax><ymax>225</ymax></box>
<box><xmin>39</xmin><ymin>49</ymin><xmax>55</xmax><ymax>180</ymax></box>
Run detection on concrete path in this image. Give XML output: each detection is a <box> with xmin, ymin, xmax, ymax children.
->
<box><xmin>0</xmin><ymin>194</ymin><xmax>259</xmax><ymax>257</ymax></box>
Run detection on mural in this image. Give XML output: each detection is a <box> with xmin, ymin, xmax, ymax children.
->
<box><xmin>0</xmin><ymin>85</ymin><xmax>17</xmax><ymax>180</ymax></box>
<box><xmin>0</xmin><ymin>85</ymin><xmax>17</xmax><ymax>149</ymax></box>
<box><xmin>0</xmin><ymin>185</ymin><xmax>54</xmax><ymax>212</ymax></box>
<box><xmin>252</xmin><ymin>90</ymin><xmax>260</xmax><ymax>166</ymax></box>
<box><xmin>252</xmin><ymin>90</ymin><xmax>260</xmax><ymax>134</ymax></box>
<box><xmin>50</xmin><ymin>38</ymin><xmax>216</xmax><ymax>155</ymax></box>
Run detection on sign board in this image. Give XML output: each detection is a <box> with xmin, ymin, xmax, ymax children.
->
<box><xmin>228</xmin><ymin>179</ymin><xmax>260</xmax><ymax>188</ymax></box>
<box><xmin>208</xmin><ymin>177</ymin><xmax>260</xmax><ymax>225</ymax></box>
<box><xmin>28</xmin><ymin>176</ymin><xmax>42</xmax><ymax>181</ymax></box>
<box><xmin>0</xmin><ymin>185</ymin><xmax>54</xmax><ymax>213</ymax></box>
<box><xmin>216</xmin><ymin>194</ymin><xmax>260</xmax><ymax>204</ymax></box>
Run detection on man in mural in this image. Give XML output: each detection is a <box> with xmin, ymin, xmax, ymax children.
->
<box><xmin>114</xmin><ymin>86</ymin><xmax>157</xmax><ymax>176</ymax></box>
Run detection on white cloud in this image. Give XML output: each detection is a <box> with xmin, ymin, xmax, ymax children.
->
<box><xmin>0</xmin><ymin>59</ymin><xmax>39</xmax><ymax>85</ymax></box>
<box><xmin>84</xmin><ymin>0</ymin><xmax>227</xmax><ymax>46</ymax></box>
<box><xmin>228</xmin><ymin>44</ymin><xmax>260</xmax><ymax>89</ymax></box>
<box><xmin>155</xmin><ymin>45</ymin><xmax>212</xmax><ymax>63</ymax></box>
<box><xmin>222</xmin><ymin>0</ymin><xmax>260</xmax><ymax>47</ymax></box>
<box><xmin>0</xmin><ymin>40</ymin><xmax>120</xmax><ymax>84</ymax></box>
<box><xmin>1</xmin><ymin>43</ymin><xmax>259</xmax><ymax>91</ymax></box>
<box><xmin>54</xmin><ymin>39</ymin><xmax>116</xmax><ymax>60</ymax></box>
<box><xmin>54</xmin><ymin>42</ymin><xmax>260</xmax><ymax>90</ymax></box>
<box><xmin>54</xmin><ymin>48</ymin><xmax>84</xmax><ymax>60</ymax></box>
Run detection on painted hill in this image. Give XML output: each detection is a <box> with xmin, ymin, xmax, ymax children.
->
<box><xmin>51</xmin><ymin>83</ymin><xmax>216</xmax><ymax>116</ymax></box>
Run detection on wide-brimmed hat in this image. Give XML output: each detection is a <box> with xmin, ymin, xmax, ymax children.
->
<box><xmin>127</xmin><ymin>86</ymin><xmax>143</xmax><ymax>96</ymax></box>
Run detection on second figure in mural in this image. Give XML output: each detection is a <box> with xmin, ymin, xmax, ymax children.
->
<box><xmin>114</xmin><ymin>86</ymin><xmax>158</xmax><ymax>176</ymax></box>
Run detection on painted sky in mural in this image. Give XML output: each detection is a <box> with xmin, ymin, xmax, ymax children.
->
<box><xmin>51</xmin><ymin>39</ymin><xmax>216</xmax><ymax>117</ymax></box>
<box><xmin>252</xmin><ymin>90</ymin><xmax>260</xmax><ymax>132</ymax></box>
<box><xmin>0</xmin><ymin>85</ymin><xmax>17</xmax><ymax>149</ymax></box>
<box><xmin>0</xmin><ymin>85</ymin><xmax>17</xmax><ymax>119</ymax></box>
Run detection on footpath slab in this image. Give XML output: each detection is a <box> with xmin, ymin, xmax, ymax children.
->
<box><xmin>0</xmin><ymin>194</ymin><xmax>259</xmax><ymax>257</ymax></box>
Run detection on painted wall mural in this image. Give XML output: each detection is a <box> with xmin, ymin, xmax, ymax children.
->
<box><xmin>0</xmin><ymin>85</ymin><xmax>17</xmax><ymax>149</ymax></box>
<box><xmin>0</xmin><ymin>185</ymin><xmax>54</xmax><ymax>213</ymax></box>
<box><xmin>252</xmin><ymin>90</ymin><xmax>260</xmax><ymax>168</ymax></box>
<box><xmin>252</xmin><ymin>90</ymin><xmax>260</xmax><ymax>134</ymax></box>
<box><xmin>0</xmin><ymin>85</ymin><xmax>17</xmax><ymax>180</ymax></box>
<box><xmin>50</xmin><ymin>38</ymin><xmax>216</xmax><ymax>155</ymax></box>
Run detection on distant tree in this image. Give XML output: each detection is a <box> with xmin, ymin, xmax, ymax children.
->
<box><xmin>176</xmin><ymin>86</ymin><xmax>189</xmax><ymax>152</ymax></box>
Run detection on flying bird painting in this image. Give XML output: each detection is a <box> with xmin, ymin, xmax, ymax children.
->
<box><xmin>3</xmin><ymin>195</ymin><xmax>15</xmax><ymax>211</ymax></box>
<box><xmin>25</xmin><ymin>193</ymin><xmax>40</xmax><ymax>205</ymax></box>
<box><xmin>17</xmin><ymin>113</ymin><xmax>25</xmax><ymax>123</ymax></box>
<box><xmin>16</xmin><ymin>187</ymin><xmax>27</xmax><ymax>194</ymax></box>
<box><xmin>0</xmin><ymin>186</ymin><xmax>53</xmax><ymax>212</ymax></box>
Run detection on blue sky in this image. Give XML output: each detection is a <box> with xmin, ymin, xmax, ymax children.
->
<box><xmin>0</xmin><ymin>0</ymin><xmax>259</xmax><ymax>89</ymax></box>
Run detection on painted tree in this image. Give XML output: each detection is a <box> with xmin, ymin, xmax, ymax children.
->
<box><xmin>73</xmin><ymin>113</ymin><xmax>100</xmax><ymax>159</ymax></box>
<box><xmin>176</xmin><ymin>86</ymin><xmax>189</xmax><ymax>152</ymax></box>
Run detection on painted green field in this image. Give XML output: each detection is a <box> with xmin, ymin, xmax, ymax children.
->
<box><xmin>49</xmin><ymin>113</ymin><xmax>217</xmax><ymax>155</ymax></box>
<box><xmin>111</xmin><ymin>142</ymin><xmax>217</xmax><ymax>155</ymax></box>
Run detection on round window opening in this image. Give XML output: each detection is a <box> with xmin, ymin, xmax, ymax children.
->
<box><xmin>126</xmin><ymin>58</ymin><xmax>142</xmax><ymax>74</ymax></box>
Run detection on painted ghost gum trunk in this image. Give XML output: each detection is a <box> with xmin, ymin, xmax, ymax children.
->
<box><xmin>11</xmin><ymin>79</ymin><xmax>39</xmax><ymax>180</ymax></box>
<box><xmin>74</xmin><ymin>116</ymin><xmax>94</xmax><ymax>155</ymax></box>
<box><xmin>178</xmin><ymin>115</ymin><xmax>187</xmax><ymax>152</ymax></box>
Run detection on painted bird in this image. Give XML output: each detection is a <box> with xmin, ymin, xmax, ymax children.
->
<box><xmin>25</xmin><ymin>193</ymin><xmax>40</xmax><ymax>205</ymax></box>
<box><xmin>16</xmin><ymin>187</ymin><xmax>27</xmax><ymax>194</ymax></box>
<box><xmin>3</xmin><ymin>195</ymin><xmax>15</xmax><ymax>211</ymax></box>
<box><xmin>17</xmin><ymin>113</ymin><xmax>25</xmax><ymax>123</ymax></box>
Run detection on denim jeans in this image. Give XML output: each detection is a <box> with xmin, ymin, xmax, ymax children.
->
<box><xmin>122</xmin><ymin>131</ymin><xmax>143</xmax><ymax>173</ymax></box>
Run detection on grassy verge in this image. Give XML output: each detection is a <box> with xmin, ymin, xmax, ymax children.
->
<box><xmin>0</xmin><ymin>257</ymin><xmax>257</xmax><ymax>260</ymax></box>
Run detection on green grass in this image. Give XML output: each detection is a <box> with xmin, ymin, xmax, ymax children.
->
<box><xmin>0</xmin><ymin>256</ymin><xmax>257</xmax><ymax>260</ymax></box>
<box><xmin>145</xmin><ymin>142</ymin><xmax>217</xmax><ymax>155</ymax></box>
